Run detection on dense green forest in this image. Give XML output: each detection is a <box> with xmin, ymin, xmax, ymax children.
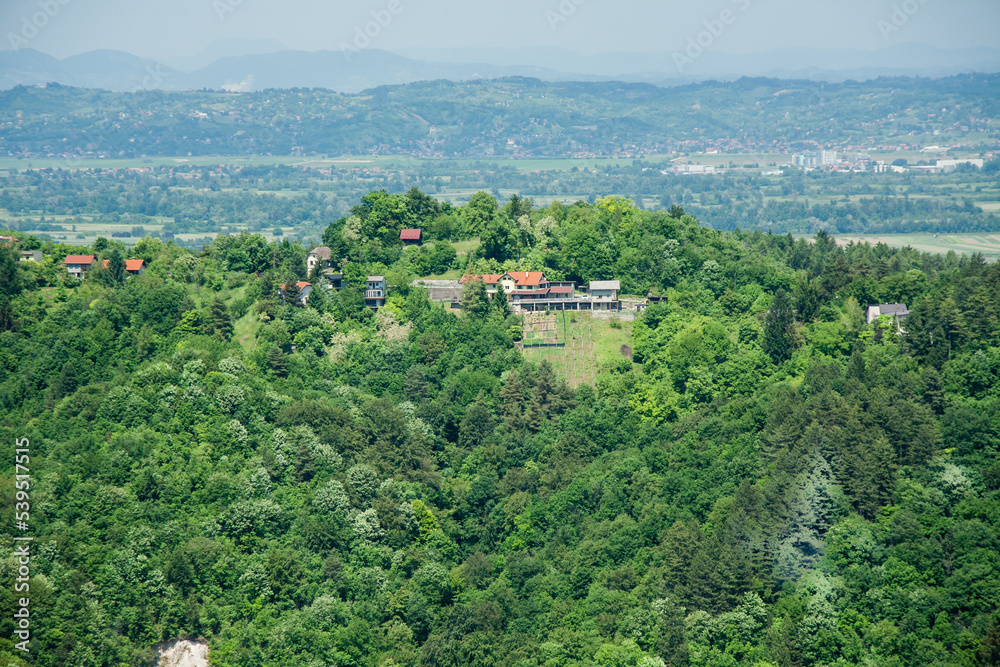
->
<box><xmin>1</xmin><ymin>190</ymin><xmax>1000</xmax><ymax>667</ymax></box>
<box><xmin>3</xmin><ymin>160</ymin><xmax>999</xmax><ymax>241</ymax></box>
<box><xmin>2</xmin><ymin>74</ymin><xmax>999</xmax><ymax>159</ymax></box>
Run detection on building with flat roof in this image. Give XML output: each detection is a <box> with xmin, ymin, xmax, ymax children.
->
<box><xmin>365</xmin><ymin>276</ymin><xmax>387</xmax><ymax>309</ymax></box>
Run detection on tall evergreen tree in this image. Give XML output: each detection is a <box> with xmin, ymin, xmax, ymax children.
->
<box><xmin>0</xmin><ymin>242</ymin><xmax>20</xmax><ymax>331</ymax></box>
<box><xmin>104</xmin><ymin>247</ymin><xmax>127</xmax><ymax>286</ymax></box>
<box><xmin>492</xmin><ymin>283</ymin><xmax>511</xmax><ymax>318</ymax></box>
<box><xmin>307</xmin><ymin>280</ymin><xmax>329</xmax><ymax>313</ymax></box>
<box><xmin>461</xmin><ymin>278</ymin><xmax>490</xmax><ymax>319</ymax></box>
<box><xmin>282</xmin><ymin>279</ymin><xmax>303</xmax><ymax>307</ymax></box>
<box><xmin>207</xmin><ymin>297</ymin><xmax>234</xmax><ymax>341</ymax></box>
<box><xmin>763</xmin><ymin>289</ymin><xmax>794</xmax><ymax>364</ymax></box>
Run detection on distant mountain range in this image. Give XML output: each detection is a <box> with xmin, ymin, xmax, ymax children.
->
<box><xmin>1</xmin><ymin>43</ymin><xmax>999</xmax><ymax>93</ymax></box>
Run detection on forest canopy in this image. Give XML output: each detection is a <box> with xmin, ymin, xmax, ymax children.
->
<box><xmin>1</xmin><ymin>191</ymin><xmax>999</xmax><ymax>667</ymax></box>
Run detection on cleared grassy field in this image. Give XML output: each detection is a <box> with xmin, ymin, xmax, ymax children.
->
<box><xmin>521</xmin><ymin>312</ymin><xmax>636</xmax><ymax>386</ymax></box>
<box><xmin>0</xmin><ymin>154</ymin><xmax>669</xmax><ymax>173</ymax></box>
<box><xmin>834</xmin><ymin>233</ymin><xmax>1000</xmax><ymax>261</ymax></box>
<box><xmin>1</xmin><ymin>150</ymin><xmax>986</xmax><ymax>174</ymax></box>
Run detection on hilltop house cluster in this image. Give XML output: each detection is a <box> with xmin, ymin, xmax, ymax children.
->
<box><xmin>7</xmin><ymin>234</ymin><xmax>914</xmax><ymax>333</ymax></box>
<box><xmin>297</xmin><ymin>243</ymin><xmax>395</xmax><ymax>310</ymax></box>
<box><xmin>458</xmin><ymin>271</ymin><xmax>621</xmax><ymax>312</ymax></box>
<box><xmin>62</xmin><ymin>255</ymin><xmax>145</xmax><ymax>279</ymax></box>
<box><xmin>1</xmin><ymin>236</ymin><xmax>147</xmax><ymax>279</ymax></box>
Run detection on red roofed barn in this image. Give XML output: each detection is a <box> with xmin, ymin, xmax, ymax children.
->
<box><xmin>400</xmin><ymin>228</ymin><xmax>422</xmax><ymax>246</ymax></box>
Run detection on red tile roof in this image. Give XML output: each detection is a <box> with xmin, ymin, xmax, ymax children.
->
<box><xmin>460</xmin><ymin>274</ymin><xmax>502</xmax><ymax>285</ymax></box>
<box><xmin>64</xmin><ymin>255</ymin><xmax>95</xmax><ymax>265</ymax></box>
<box><xmin>281</xmin><ymin>281</ymin><xmax>312</xmax><ymax>290</ymax></box>
<box><xmin>549</xmin><ymin>285</ymin><xmax>573</xmax><ymax>294</ymax></box>
<box><xmin>101</xmin><ymin>258</ymin><xmax>145</xmax><ymax>271</ymax></box>
<box><xmin>400</xmin><ymin>228</ymin><xmax>422</xmax><ymax>241</ymax></box>
<box><xmin>506</xmin><ymin>271</ymin><xmax>545</xmax><ymax>286</ymax></box>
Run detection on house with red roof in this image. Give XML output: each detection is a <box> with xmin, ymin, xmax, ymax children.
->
<box><xmin>459</xmin><ymin>271</ymin><xmax>622</xmax><ymax>311</ymax></box>
<box><xmin>279</xmin><ymin>281</ymin><xmax>313</xmax><ymax>305</ymax></box>
<box><xmin>64</xmin><ymin>255</ymin><xmax>97</xmax><ymax>280</ymax></box>
<box><xmin>400</xmin><ymin>229</ymin><xmax>422</xmax><ymax>246</ymax></box>
<box><xmin>461</xmin><ymin>271</ymin><xmax>579</xmax><ymax>307</ymax></box>
<box><xmin>100</xmin><ymin>258</ymin><xmax>146</xmax><ymax>276</ymax></box>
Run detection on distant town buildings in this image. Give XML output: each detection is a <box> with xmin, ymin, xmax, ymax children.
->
<box><xmin>664</xmin><ymin>164</ymin><xmax>718</xmax><ymax>175</ymax></box>
<box><xmin>791</xmin><ymin>150</ymin><xmax>984</xmax><ymax>175</ymax></box>
<box><xmin>935</xmin><ymin>158</ymin><xmax>984</xmax><ymax>173</ymax></box>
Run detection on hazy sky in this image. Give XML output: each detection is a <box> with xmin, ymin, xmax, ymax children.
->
<box><xmin>3</xmin><ymin>0</ymin><xmax>999</xmax><ymax>60</ymax></box>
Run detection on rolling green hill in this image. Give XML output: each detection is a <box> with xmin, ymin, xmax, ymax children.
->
<box><xmin>1</xmin><ymin>193</ymin><xmax>1000</xmax><ymax>666</ymax></box>
<box><xmin>2</xmin><ymin>73</ymin><xmax>998</xmax><ymax>159</ymax></box>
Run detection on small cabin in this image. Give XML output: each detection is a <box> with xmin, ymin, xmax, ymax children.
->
<box><xmin>400</xmin><ymin>229</ymin><xmax>422</xmax><ymax>246</ymax></box>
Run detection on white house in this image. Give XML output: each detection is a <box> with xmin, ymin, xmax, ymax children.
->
<box><xmin>365</xmin><ymin>276</ymin><xmax>386</xmax><ymax>310</ymax></box>
<box><xmin>307</xmin><ymin>246</ymin><xmax>332</xmax><ymax>275</ymax></box>
<box><xmin>867</xmin><ymin>303</ymin><xmax>909</xmax><ymax>331</ymax></box>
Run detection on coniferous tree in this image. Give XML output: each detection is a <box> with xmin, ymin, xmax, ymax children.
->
<box><xmin>309</xmin><ymin>281</ymin><xmax>330</xmax><ymax>313</ymax></box>
<box><xmin>763</xmin><ymin>289</ymin><xmax>794</xmax><ymax>364</ymax></box>
<box><xmin>492</xmin><ymin>282</ymin><xmax>511</xmax><ymax>318</ymax></box>
<box><xmin>498</xmin><ymin>371</ymin><xmax>525</xmax><ymax>430</ymax></box>
<box><xmin>104</xmin><ymin>247</ymin><xmax>127</xmax><ymax>286</ymax></box>
<box><xmin>282</xmin><ymin>279</ymin><xmax>302</xmax><ymax>307</ymax></box>
<box><xmin>267</xmin><ymin>346</ymin><xmax>288</xmax><ymax>377</ymax></box>
<box><xmin>207</xmin><ymin>297</ymin><xmax>234</xmax><ymax>341</ymax></box>
<box><xmin>461</xmin><ymin>278</ymin><xmax>490</xmax><ymax>319</ymax></box>
<box><xmin>0</xmin><ymin>243</ymin><xmax>20</xmax><ymax>331</ymax></box>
